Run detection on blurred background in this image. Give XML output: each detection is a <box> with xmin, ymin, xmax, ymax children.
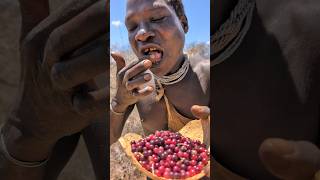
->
<box><xmin>0</xmin><ymin>0</ymin><xmax>95</xmax><ymax>179</ymax></box>
<box><xmin>109</xmin><ymin>0</ymin><xmax>210</xmax><ymax>179</ymax></box>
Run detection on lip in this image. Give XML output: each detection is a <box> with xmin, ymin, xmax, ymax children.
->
<box><xmin>138</xmin><ymin>43</ymin><xmax>164</xmax><ymax>64</ymax></box>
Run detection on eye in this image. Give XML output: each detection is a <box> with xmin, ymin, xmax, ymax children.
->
<box><xmin>127</xmin><ymin>24</ymin><xmax>138</xmax><ymax>32</ymax></box>
<box><xmin>150</xmin><ymin>16</ymin><xmax>166</xmax><ymax>23</ymax></box>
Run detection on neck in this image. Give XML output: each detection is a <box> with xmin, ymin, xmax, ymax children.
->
<box><xmin>168</xmin><ymin>54</ymin><xmax>185</xmax><ymax>75</ymax></box>
<box><xmin>213</xmin><ymin>0</ymin><xmax>239</xmax><ymax>33</ymax></box>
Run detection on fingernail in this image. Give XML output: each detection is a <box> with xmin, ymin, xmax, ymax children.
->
<box><xmin>143</xmin><ymin>60</ymin><xmax>152</xmax><ymax>68</ymax></box>
<box><xmin>263</xmin><ymin>139</ymin><xmax>295</xmax><ymax>156</ymax></box>
<box><xmin>147</xmin><ymin>86</ymin><xmax>154</xmax><ymax>91</ymax></box>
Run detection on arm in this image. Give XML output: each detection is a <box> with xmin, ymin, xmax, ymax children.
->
<box><xmin>109</xmin><ymin>53</ymin><xmax>154</xmax><ymax>144</ymax></box>
<box><xmin>0</xmin><ymin>0</ymin><xmax>107</xmax><ymax>179</ymax></box>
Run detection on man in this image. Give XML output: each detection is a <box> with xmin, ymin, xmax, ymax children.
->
<box><xmin>110</xmin><ymin>0</ymin><xmax>210</xmax><ymax>177</ymax></box>
<box><xmin>110</xmin><ymin>0</ymin><xmax>210</xmax><ymax>143</ymax></box>
<box><xmin>0</xmin><ymin>0</ymin><xmax>108</xmax><ymax>179</ymax></box>
<box><xmin>212</xmin><ymin>0</ymin><xmax>320</xmax><ymax>179</ymax></box>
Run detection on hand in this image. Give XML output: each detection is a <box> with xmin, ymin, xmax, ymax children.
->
<box><xmin>191</xmin><ymin>105</ymin><xmax>210</xmax><ymax>177</ymax></box>
<box><xmin>4</xmin><ymin>0</ymin><xmax>108</xmax><ymax>161</ymax></box>
<box><xmin>110</xmin><ymin>53</ymin><xmax>154</xmax><ymax>113</ymax></box>
<box><xmin>191</xmin><ymin>105</ymin><xmax>210</xmax><ymax>147</ymax></box>
<box><xmin>259</xmin><ymin>138</ymin><xmax>320</xmax><ymax>180</ymax></box>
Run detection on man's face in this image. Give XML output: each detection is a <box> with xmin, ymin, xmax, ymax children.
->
<box><xmin>125</xmin><ymin>0</ymin><xmax>185</xmax><ymax>76</ymax></box>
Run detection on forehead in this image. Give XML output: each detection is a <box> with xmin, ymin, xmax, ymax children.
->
<box><xmin>126</xmin><ymin>0</ymin><xmax>170</xmax><ymax>17</ymax></box>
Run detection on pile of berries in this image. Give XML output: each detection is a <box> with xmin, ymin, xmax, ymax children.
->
<box><xmin>130</xmin><ymin>130</ymin><xmax>209</xmax><ymax>179</ymax></box>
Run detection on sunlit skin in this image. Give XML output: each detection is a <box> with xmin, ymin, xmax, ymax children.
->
<box><xmin>110</xmin><ymin>2</ymin><xmax>210</xmax><ymax>178</ymax></box>
<box><xmin>212</xmin><ymin>0</ymin><xmax>320</xmax><ymax>179</ymax></box>
<box><xmin>125</xmin><ymin>0</ymin><xmax>186</xmax><ymax>76</ymax></box>
<box><xmin>110</xmin><ymin>0</ymin><xmax>210</xmax><ymax>162</ymax></box>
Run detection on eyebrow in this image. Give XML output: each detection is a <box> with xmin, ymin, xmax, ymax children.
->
<box><xmin>125</xmin><ymin>6</ymin><xmax>168</xmax><ymax>23</ymax></box>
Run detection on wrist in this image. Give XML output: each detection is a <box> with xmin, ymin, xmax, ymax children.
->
<box><xmin>2</xmin><ymin>122</ymin><xmax>54</xmax><ymax>162</ymax></box>
<box><xmin>111</xmin><ymin>97</ymin><xmax>130</xmax><ymax>113</ymax></box>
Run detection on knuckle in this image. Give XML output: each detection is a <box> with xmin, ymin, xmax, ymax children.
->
<box><xmin>51</xmin><ymin>63</ymin><xmax>69</xmax><ymax>89</ymax></box>
<box><xmin>44</xmin><ymin>27</ymin><xmax>64</xmax><ymax>60</ymax></box>
<box><xmin>123</xmin><ymin>70</ymin><xmax>131</xmax><ymax>82</ymax></box>
<box><xmin>126</xmin><ymin>82</ymin><xmax>133</xmax><ymax>91</ymax></box>
<box><xmin>117</xmin><ymin>68</ymin><xmax>125</xmax><ymax>79</ymax></box>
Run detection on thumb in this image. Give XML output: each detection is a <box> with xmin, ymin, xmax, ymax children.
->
<box><xmin>111</xmin><ymin>52</ymin><xmax>126</xmax><ymax>73</ymax></box>
<box><xmin>191</xmin><ymin>105</ymin><xmax>210</xmax><ymax>147</ymax></box>
<box><xmin>191</xmin><ymin>105</ymin><xmax>210</xmax><ymax>120</ymax></box>
<box><xmin>259</xmin><ymin>138</ymin><xmax>320</xmax><ymax>180</ymax></box>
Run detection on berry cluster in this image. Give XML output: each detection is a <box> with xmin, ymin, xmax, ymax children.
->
<box><xmin>131</xmin><ymin>130</ymin><xmax>209</xmax><ymax>179</ymax></box>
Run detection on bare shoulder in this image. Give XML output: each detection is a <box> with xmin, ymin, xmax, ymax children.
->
<box><xmin>188</xmin><ymin>53</ymin><xmax>210</xmax><ymax>93</ymax></box>
<box><xmin>257</xmin><ymin>0</ymin><xmax>320</xmax><ymax>43</ymax></box>
<box><xmin>256</xmin><ymin>0</ymin><xmax>320</xmax><ymax>66</ymax></box>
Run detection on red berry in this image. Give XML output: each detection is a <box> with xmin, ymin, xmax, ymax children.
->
<box><xmin>185</xmin><ymin>171</ymin><xmax>192</xmax><ymax>177</ymax></box>
<box><xmin>190</xmin><ymin>160</ymin><xmax>197</xmax><ymax>166</ymax></box>
<box><xmin>158</xmin><ymin>165</ymin><xmax>165</xmax><ymax>173</ymax></box>
<box><xmin>163</xmin><ymin>171</ymin><xmax>171</xmax><ymax>178</ymax></box>
<box><xmin>191</xmin><ymin>154</ymin><xmax>197</xmax><ymax>160</ymax></box>
<box><xmin>173</xmin><ymin>165</ymin><xmax>180</xmax><ymax>172</ymax></box>
<box><xmin>178</xmin><ymin>151</ymin><xmax>184</xmax><ymax>158</ymax></box>
<box><xmin>155</xmin><ymin>169</ymin><xmax>162</xmax><ymax>177</ymax></box>
<box><xmin>132</xmin><ymin>130</ymin><xmax>209</xmax><ymax>178</ymax></box>
<box><xmin>200</xmin><ymin>152</ymin><xmax>208</xmax><ymax>159</ymax></box>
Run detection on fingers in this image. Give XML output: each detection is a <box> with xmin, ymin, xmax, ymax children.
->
<box><xmin>22</xmin><ymin>0</ymin><xmax>98</xmax><ymax>48</ymax></box>
<box><xmin>19</xmin><ymin>0</ymin><xmax>50</xmax><ymax>40</ymax></box>
<box><xmin>191</xmin><ymin>105</ymin><xmax>210</xmax><ymax>148</ymax></box>
<box><xmin>126</xmin><ymin>73</ymin><xmax>152</xmax><ymax>91</ymax></box>
<box><xmin>132</xmin><ymin>86</ymin><xmax>154</xmax><ymax>97</ymax></box>
<box><xmin>50</xmin><ymin>38</ymin><xmax>107</xmax><ymax>90</ymax></box>
<box><xmin>191</xmin><ymin>105</ymin><xmax>210</xmax><ymax>120</ymax></box>
<box><xmin>111</xmin><ymin>52</ymin><xmax>126</xmax><ymax>72</ymax></box>
<box><xmin>259</xmin><ymin>138</ymin><xmax>320</xmax><ymax>180</ymax></box>
<box><xmin>204</xmin><ymin>162</ymin><xmax>211</xmax><ymax>177</ymax></box>
<box><xmin>43</xmin><ymin>0</ymin><xmax>107</xmax><ymax>67</ymax></box>
<box><xmin>72</xmin><ymin>87</ymin><xmax>107</xmax><ymax>120</ymax></box>
<box><xmin>122</xmin><ymin>60</ymin><xmax>152</xmax><ymax>85</ymax></box>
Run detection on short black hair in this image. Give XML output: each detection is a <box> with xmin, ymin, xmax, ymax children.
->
<box><xmin>166</xmin><ymin>0</ymin><xmax>189</xmax><ymax>32</ymax></box>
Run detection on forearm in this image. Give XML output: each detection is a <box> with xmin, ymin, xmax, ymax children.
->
<box><xmin>110</xmin><ymin>98</ymin><xmax>135</xmax><ymax>145</ymax></box>
<box><xmin>0</xmin><ymin>156</ymin><xmax>45</xmax><ymax>180</ymax></box>
<box><xmin>83</xmin><ymin>122</ymin><xmax>107</xmax><ymax>180</ymax></box>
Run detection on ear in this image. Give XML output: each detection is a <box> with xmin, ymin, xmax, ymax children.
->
<box><xmin>179</xmin><ymin>15</ymin><xmax>189</xmax><ymax>33</ymax></box>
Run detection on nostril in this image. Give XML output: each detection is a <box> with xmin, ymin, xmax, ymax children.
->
<box><xmin>135</xmin><ymin>28</ymin><xmax>155</xmax><ymax>42</ymax></box>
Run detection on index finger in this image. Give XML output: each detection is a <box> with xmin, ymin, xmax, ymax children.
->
<box><xmin>22</xmin><ymin>0</ymin><xmax>98</xmax><ymax>50</ymax></box>
<box><xmin>122</xmin><ymin>60</ymin><xmax>152</xmax><ymax>85</ymax></box>
<box><xmin>19</xmin><ymin>0</ymin><xmax>49</xmax><ymax>40</ymax></box>
<box><xmin>43</xmin><ymin>0</ymin><xmax>107</xmax><ymax>68</ymax></box>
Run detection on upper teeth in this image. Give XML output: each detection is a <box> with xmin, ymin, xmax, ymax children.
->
<box><xmin>144</xmin><ymin>48</ymin><xmax>157</xmax><ymax>53</ymax></box>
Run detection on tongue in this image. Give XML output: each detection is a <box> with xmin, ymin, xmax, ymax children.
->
<box><xmin>149</xmin><ymin>51</ymin><xmax>162</xmax><ymax>63</ymax></box>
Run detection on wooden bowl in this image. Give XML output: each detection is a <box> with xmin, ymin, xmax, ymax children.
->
<box><xmin>119</xmin><ymin>120</ymin><xmax>210</xmax><ymax>180</ymax></box>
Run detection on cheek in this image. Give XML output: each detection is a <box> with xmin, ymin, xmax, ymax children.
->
<box><xmin>158</xmin><ymin>21</ymin><xmax>185</xmax><ymax>50</ymax></box>
<box><xmin>128</xmin><ymin>34</ymin><xmax>139</xmax><ymax>54</ymax></box>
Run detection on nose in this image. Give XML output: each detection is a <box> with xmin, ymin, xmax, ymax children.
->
<box><xmin>135</xmin><ymin>25</ymin><xmax>155</xmax><ymax>42</ymax></box>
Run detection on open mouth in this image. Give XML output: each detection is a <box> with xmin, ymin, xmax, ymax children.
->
<box><xmin>140</xmin><ymin>46</ymin><xmax>164</xmax><ymax>65</ymax></box>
